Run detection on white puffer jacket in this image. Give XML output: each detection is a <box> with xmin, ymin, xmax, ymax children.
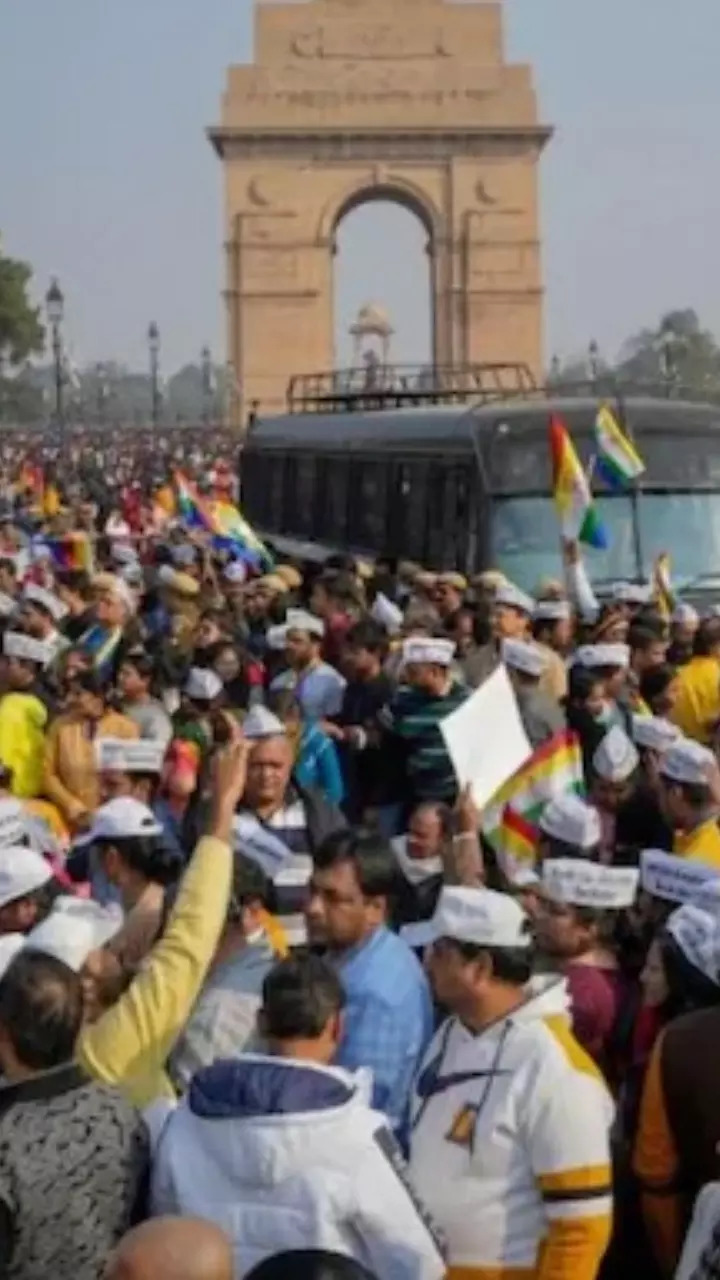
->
<box><xmin>150</xmin><ymin>1054</ymin><xmax>446</xmax><ymax>1280</ymax></box>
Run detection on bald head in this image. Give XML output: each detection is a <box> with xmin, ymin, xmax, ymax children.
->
<box><xmin>105</xmin><ymin>1218</ymin><xmax>233</xmax><ymax>1280</ymax></box>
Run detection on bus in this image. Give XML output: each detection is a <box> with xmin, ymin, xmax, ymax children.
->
<box><xmin>240</xmin><ymin>367</ymin><xmax>720</xmax><ymax>595</ymax></box>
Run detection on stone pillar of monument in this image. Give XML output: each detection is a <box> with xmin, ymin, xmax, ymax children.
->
<box><xmin>209</xmin><ymin>0</ymin><xmax>552</xmax><ymax>431</ymax></box>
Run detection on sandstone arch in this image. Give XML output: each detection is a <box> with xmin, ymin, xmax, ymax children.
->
<box><xmin>209</xmin><ymin>0</ymin><xmax>552</xmax><ymax>427</ymax></box>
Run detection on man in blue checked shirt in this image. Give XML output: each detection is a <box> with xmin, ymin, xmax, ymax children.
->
<box><xmin>306</xmin><ymin>829</ymin><xmax>434</xmax><ymax>1138</ymax></box>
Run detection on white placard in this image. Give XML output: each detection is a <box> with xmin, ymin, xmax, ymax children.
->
<box><xmin>441</xmin><ymin>665</ymin><xmax>532</xmax><ymax>811</ymax></box>
<box><xmin>640</xmin><ymin>848</ymin><xmax>720</xmax><ymax>904</ymax></box>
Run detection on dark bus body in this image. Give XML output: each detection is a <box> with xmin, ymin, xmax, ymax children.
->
<box><xmin>241</xmin><ymin>387</ymin><xmax>720</xmax><ymax>594</ymax></box>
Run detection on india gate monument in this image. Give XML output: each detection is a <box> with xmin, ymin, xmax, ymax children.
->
<box><xmin>209</xmin><ymin>0</ymin><xmax>552</xmax><ymax>425</ymax></box>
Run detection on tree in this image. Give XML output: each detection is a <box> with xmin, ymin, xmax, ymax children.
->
<box><xmin>0</xmin><ymin>239</ymin><xmax>44</xmax><ymax>370</ymax></box>
<box><xmin>616</xmin><ymin>309</ymin><xmax>720</xmax><ymax>393</ymax></box>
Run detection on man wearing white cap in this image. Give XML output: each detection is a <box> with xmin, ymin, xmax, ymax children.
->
<box><xmin>657</xmin><ymin>738</ymin><xmax>720</xmax><ymax>868</ymax></box>
<box><xmin>502</xmin><ymin>638</ymin><xmax>566</xmax><ymax>748</ymax></box>
<box><xmin>408</xmin><ymin>886</ymin><xmax>613</xmax><ymax>1280</ymax></box>
<box><xmin>588</xmin><ymin>726</ymin><xmax>640</xmax><ymax>861</ymax></box>
<box><xmin>20</xmin><ymin>582</ymin><xmax>69</xmax><ymax>667</ymax></box>
<box><xmin>538</xmin><ymin>794</ymin><xmax>602</xmax><ymax>862</ymax></box>
<box><xmin>0</xmin><ymin>845</ymin><xmax>54</xmax><ymax>936</ymax></box>
<box><xmin>381</xmin><ymin>635</ymin><xmax>468</xmax><ymax>814</ymax></box>
<box><xmin>536</xmin><ymin>859</ymin><xmax>639</xmax><ymax>1079</ymax></box>
<box><xmin>270</xmin><ymin>609</ymin><xmax>346</xmax><ymax>722</ymax></box>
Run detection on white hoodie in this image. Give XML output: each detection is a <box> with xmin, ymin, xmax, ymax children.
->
<box><xmin>151</xmin><ymin>1053</ymin><xmax>446</xmax><ymax>1280</ymax></box>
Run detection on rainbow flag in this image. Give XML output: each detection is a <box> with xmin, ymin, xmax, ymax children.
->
<box><xmin>45</xmin><ymin>533</ymin><xmax>93</xmax><ymax>573</ymax></box>
<box><xmin>594</xmin><ymin>405</ymin><xmax>645</xmax><ymax>491</ymax></box>
<box><xmin>482</xmin><ymin>729</ymin><xmax>585</xmax><ymax>880</ymax></box>
<box><xmin>550</xmin><ymin>414</ymin><xmax>608</xmax><ymax>550</ymax></box>
<box><xmin>174</xmin><ymin>471</ymin><xmax>272</xmax><ymax>569</ymax></box>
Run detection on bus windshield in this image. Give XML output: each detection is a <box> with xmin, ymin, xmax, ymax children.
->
<box><xmin>492</xmin><ymin>491</ymin><xmax>720</xmax><ymax>592</ymax></box>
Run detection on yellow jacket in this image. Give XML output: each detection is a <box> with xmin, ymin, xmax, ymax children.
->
<box><xmin>670</xmin><ymin>656</ymin><xmax>720</xmax><ymax>744</ymax></box>
<box><xmin>42</xmin><ymin>710</ymin><xmax>138</xmax><ymax>824</ymax></box>
<box><xmin>0</xmin><ymin>692</ymin><xmax>48</xmax><ymax>798</ymax></box>
<box><xmin>78</xmin><ymin>833</ymin><xmax>232</xmax><ymax>1108</ymax></box>
<box><xmin>674</xmin><ymin>818</ymin><xmax>720</xmax><ymax>869</ymax></box>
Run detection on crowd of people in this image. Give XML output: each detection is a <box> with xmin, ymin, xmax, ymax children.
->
<box><xmin>1</xmin><ymin>437</ymin><xmax>720</xmax><ymax>1280</ymax></box>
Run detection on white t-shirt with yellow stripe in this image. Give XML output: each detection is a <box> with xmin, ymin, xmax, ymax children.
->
<box><xmin>408</xmin><ymin>977</ymin><xmax>614</xmax><ymax>1280</ymax></box>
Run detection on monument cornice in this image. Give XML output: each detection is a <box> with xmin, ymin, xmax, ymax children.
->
<box><xmin>208</xmin><ymin>124</ymin><xmax>553</xmax><ymax>160</ymax></box>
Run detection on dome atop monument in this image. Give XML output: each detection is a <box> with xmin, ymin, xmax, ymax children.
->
<box><xmin>349</xmin><ymin>303</ymin><xmax>394</xmax><ymax>338</ymax></box>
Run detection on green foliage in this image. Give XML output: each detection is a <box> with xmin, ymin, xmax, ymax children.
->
<box><xmin>0</xmin><ymin>241</ymin><xmax>44</xmax><ymax>369</ymax></box>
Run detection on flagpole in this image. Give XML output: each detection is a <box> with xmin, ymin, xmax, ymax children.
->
<box><xmin>614</xmin><ymin>388</ymin><xmax>644</xmax><ymax>582</ymax></box>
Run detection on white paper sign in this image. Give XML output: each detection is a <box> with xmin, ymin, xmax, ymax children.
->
<box><xmin>441</xmin><ymin>665</ymin><xmax>532</xmax><ymax>811</ymax></box>
<box><xmin>640</xmin><ymin>848</ymin><xmax>720</xmax><ymax>904</ymax></box>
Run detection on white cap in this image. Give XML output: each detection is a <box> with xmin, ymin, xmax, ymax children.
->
<box><xmin>285</xmin><ymin>608</ymin><xmax>325</xmax><ymax>639</ymax></box>
<box><xmin>157</xmin><ymin>564</ymin><xmax>176</xmax><ymax>587</ymax></box>
<box><xmin>95</xmin><ymin>574</ymin><xmax>136</xmax><ymax>615</ymax></box>
<box><xmin>111</xmin><ymin>543</ymin><xmax>139</xmax><ymax>567</ymax></box>
<box><xmin>171</xmin><ymin>544</ymin><xmax>197</xmax><ymax>568</ymax></box>
<box><xmin>672</xmin><ymin>602</ymin><xmax>699</xmax><ymax>626</ymax></box>
<box><xmin>223</xmin><ymin>561</ymin><xmax>247</xmax><ymax>585</ymax></box>
<box><xmin>0</xmin><ymin>592</ymin><xmax>17</xmax><ymax>619</ymax></box>
<box><xmin>502</xmin><ymin>639</ymin><xmax>546</xmax><ymax>679</ymax></box>
<box><xmin>575</xmin><ymin>643</ymin><xmax>631</xmax><ymax>670</ymax></box>
<box><xmin>23</xmin><ymin>583</ymin><xmax>68</xmax><ymax>622</ymax></box>
<box><xmin>534</xmin><ymin>599</ymin><xmax>571</xmax><ymax>623</ymax></box>
<box><xmin>73</xmin><ymin>797</ymin><xmax>164</xmax><ymax>848</ymax></box>
<box><xmin>539</xmin><ymin>794</ymin><xmax>602</xmax><ymax>850</ymax></box>
<box><xmin>0</xmin><ymin>798</ymin><xmax>27</xmax><ymax>850</ymax></box>
<box><xmin>0</xmin><ymin>846</ymin><xmax>52</xmax><ymax>908</ymax></box>
<box><xmin>25</xmin><ymin>897</ymin><xmax>123</xmax><ymax>973</ymax></box>
<box><xmin>611</xmin><ymin>581</ymin><xmax>652</xmax><ymax>605</ymax></box>
<box><xmin>542</xmin><ymin>858</ymin><xmax>639</xmax><ymax>910</ymax></box>
<box><xmin>3</xmin><ymin>632</ymin><xmax>50</xmax><ymax>666</ymax></box>
<box><xmin>660</xmin><ymin>739</ymin><xmax>717</xmax><ymax>787</ymax></box>
<box><xmin>370</xmin><ymin>593</ymin><xmax>403</xmax><ymax>636</ymax></box>
<box><xmin>402</xmin><ymin>637</ymin><xmax>456</xmax><ymax>668</ymax></box>
<box><xmin>666</xmin><ymin>904</ymin><xmax>720</xmax><ymax>987</ymax></box>
<box><xmin>185</xmin><ymin>667</ymin><xmax>223</xmax><ymax>702</ymax></box>
<box><xmin>242</xmin><ymin>706</ymin><xmax>286</xmax><ymax>740</ymax></box>
<box><xmin>632</xmin><ymin>715</ymin><xmax>681</xmax><ymax>753</ymax></box>
<box><xmin>640</xmin><ymin>847</ymin><xmax>720</xmax><ymax>904</ymax></box>
<box><xmin>0</xmin><ymin>934</ymin><xmax>24</xmax><ymax>980</ymax></box>
<box><xmin>120</xmin><ymin>561</ymin><xmax>143</xmax><ymax>587</ymax></box>
<box><xmin>400</xmin><ymin>885</ymin><xmax>530</xmax><ymax>951</ymax></box>
<box><xmin>495</xmin><ymin>583</ymin><xmax>535</xmax><ymax>615</ymax></box>
<box><xmin>266</xmin><ymin>625</ymin><xmax>289</xmax><ymax>652</ymax></box>
<box><xmin>593</xmin><ymin>726</ymin><xmax>639</xmax><ymax>783</ymax></box>
<box><xmin>95</xmin><ymin>738</ymin><xmax>167</xmax><ymax>774</ymax></box>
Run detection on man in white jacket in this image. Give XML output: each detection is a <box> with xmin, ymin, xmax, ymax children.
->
<box><xmin>151</xmin><ymin>953</ymin><xmax>446</xmax><ymax>1280</ymax></box>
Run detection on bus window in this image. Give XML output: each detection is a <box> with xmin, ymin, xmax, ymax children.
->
<box><xmin>294</xmin><ymin>457</ymin><xmax>316</xmax><ymax>537</ymax></box>
<box><xmin>281</xmin><ymin>457</ymin><xmax>297</xmax><ymax>533</ymax></box>
<box><xmin>402</xmin><ymin>462</ymin><xmax>430</xmax><ymax>563</ymax></box>
<box><xmin>355</xmin><ymin>462</ymin><xmax>388</xmax><ymax>552</ymax></box>
<box><xmin>426</xmin><ymin>466</ymin><xmax>449</xmax><ymax>566</ymax></box>
<box><xmin>326</xmin><ymin>457</ymin><xmax>349</xmax><ymax>544</ymax></box>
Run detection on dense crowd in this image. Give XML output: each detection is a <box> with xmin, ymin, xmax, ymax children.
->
<box><xmin>2</xmin><ymin>435</ymin><xmax>720</xmax><ymax>1280</ymax></box>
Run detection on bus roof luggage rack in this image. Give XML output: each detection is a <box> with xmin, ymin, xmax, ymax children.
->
<box><xmin>286</xmin><ymin>362</ymin><xmax>537</xmax><ymax>414</ymax></box>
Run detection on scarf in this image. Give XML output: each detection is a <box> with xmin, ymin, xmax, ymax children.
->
<box><xmin>392</xmin><ymin>835</ymin><xmax>443</xmax><ymax>886</ymax></box>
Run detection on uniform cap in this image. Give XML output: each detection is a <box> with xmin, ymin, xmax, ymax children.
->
<box><xmin>185</xmin><ymin>667</ymin><xmax>223</xmax><ymax>702</ymax></box>
<box><xmin>592</xmin><ymin>726</ymin><xmax>639</xmax><ymax>783</ymax></box>
<box><xmin>95</xmin><ymin>738</ymin><xmax>167</xmax><ymax>775</ymax></box>
<box><xmin>25</xmin><ymin>897</ymin><xmax>123</xmax><ymax>973</ymax></box>
<box><xmin>495</xmin><ymin>583</ymin><xmax>535</xmax><ymax>615</ymax></box>
<box><xmin>539</xmin><ymin>794</ymin><xmax>601</xmax><ymax>850</ymax></box>
<box><xmin>400</xmin><ymin>885</ymin><xmax>531</xmax><ymax>951</ymax></box>
<box><xmin>242</xmin><ymin>706</ymin><xmax>286</xmax><ymax>740</ymax></box>
<box><xmin>72</xmin><ymin>797</ymin><xmax>164</xmax><ymax>848</ymax></box>
<box><xmin>0</xmin><ymin>846</ymin><xmax>52</xmax><ymax>908</ymax></box>
<box><xmin>502</xmin><ymin>638</ymin><xmax>546</xmax><ymax>679</ymax></box>
<box><xmin>666</xmin><ymin>904</ymin><xmax>720</xmax><ymax>987</ymax></box>
<box><xmin>632</xmin><ymin>715</ymin><xmax>681</xmax><ymax>753</ymax></box>
<box><xmin>660</xmin><ymin>738</ymin><xmax>717</xmax><ymax>787</ymax></box>
<box><xmin>402</xmin><ymin>637</ymin><xmax>456</xmax><ymax>668</ymax></box>
<box><xmin>542</xmin><ymin>858</ymin><xmax>639</xmax><ymax>909</ymax></box>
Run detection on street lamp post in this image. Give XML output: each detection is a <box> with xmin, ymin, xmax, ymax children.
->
<box><xmin>588</xmin><ymin>339</ymin><xmax>600</xmax><ymax>387</ymax></box>
<box><xmin>148</xmin><ymin>322</ymin><xmax>160</xmax><ymax>429</ymax></box>
<box><xmin>46</xmin><ymin>279</ymin><xmax>65</xmax><ymax>446</ymax></box>
<box><xmin>201</xmin><ymin>345</ymin><xmax>213</xmax><ymax>427</ymax></box>
<box><xmin>657</xmin><ymin>323</ymin><xmax>678</xmax><ymax>392</ymax></box>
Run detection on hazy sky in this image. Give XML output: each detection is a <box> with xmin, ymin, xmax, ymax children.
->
<box><xmin>1</xmin><ymin>0</ymin><xmax>718</xmax><ymax>373</ymax></box>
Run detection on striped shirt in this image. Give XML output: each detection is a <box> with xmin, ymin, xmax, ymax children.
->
<box><xmin>383</xmin><ymin>681</ymin><xmax>468</xmax><ymax>805</ymax></box>
<box><xmin>233</xmin><ymin>798</ymin><xmax>312</xmax><ymax>947</ymax></box>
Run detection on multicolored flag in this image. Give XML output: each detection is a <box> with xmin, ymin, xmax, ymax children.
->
<box><xmin>174</xmin><ymin>470</ymin><xmax>272</xmax><ymax>569</ymax></box>
<box><xmin>549</xmin><ymin>415</ymin><xmax>608</xmax><ymax>550</ymax></box>
<box><xmin>482</xmin><ymin>729</ymin><xmax>585</xmax><ymax>880</ymax></box>
<box><xmin>44</xmin><ymin>533</ymin><xmax>94</xmax><ymax>573</ymax></box>
<box><xmin>594</xmin><ymin>405</ymin><xmax>646</xmax><ymax>490</ymax></box>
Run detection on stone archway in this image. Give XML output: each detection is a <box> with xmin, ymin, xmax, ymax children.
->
<box><xmin>209</xmin><ymin>0</ymin><xmax>552</xmax><ymax>428</ymax></box>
